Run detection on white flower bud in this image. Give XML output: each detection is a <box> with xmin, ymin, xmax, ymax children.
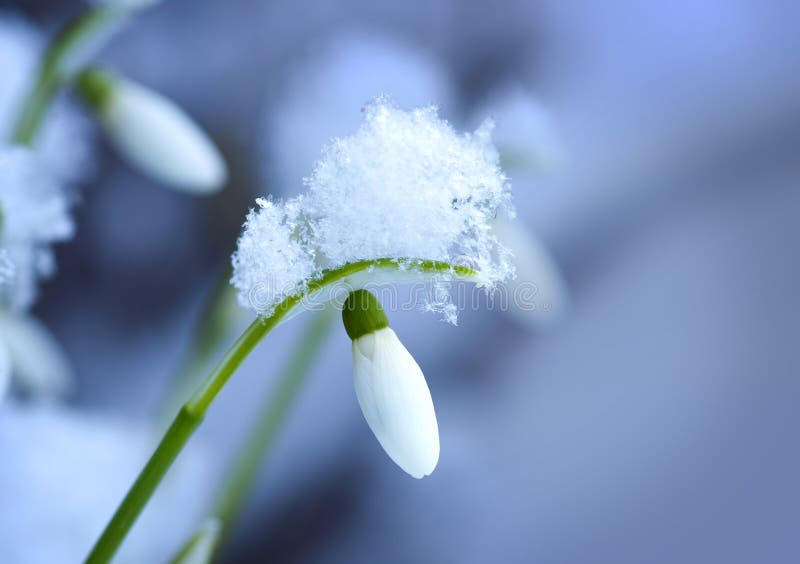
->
<box><xmin>76</xmin><ymin>69</ymin><xmax>227</xmax><ymax>194</ymax></box>
<box><xmin>352</xmin><ymin>327</ymin><xmax>440</xmax><ymax>479</ymax></box>
<box><xmin>0</xmin><ymin>312</ymin><xmax>73</xmax><ymax>397</ymax></box>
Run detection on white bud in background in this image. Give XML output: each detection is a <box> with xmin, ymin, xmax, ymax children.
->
<box><xmin>494</xmin><ymin>215</ymin><xmax>569</xmax><ymax>328</ymax></box>
<box><xmin>76</xmin><ymin>69</ymin><xmax>227</xmax><ymax>194</ymax></box>
<box><xmin>0</xmin><ymin>312</ymin><xmax>73</xmax><ymax>397</ymax></box>
<box><xmin>343</xmin><ymin>290</ymin><xmax>439</xmax><ymax>478</ymax></box>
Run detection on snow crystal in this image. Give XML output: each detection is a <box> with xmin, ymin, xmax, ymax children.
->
<box><xmin>230</xmin><ymin>197</ymin><xmax>317</xmax><ymax>315</ymax></box>
<box><xmin>0</xmin><ymin>148</ymin><xmax>74</xmax><ymax>311</ymax></box>
<box><xmin>232</xmin><ymin>98</ymin><xmax>514</xmax><ymax>321</ymax></box>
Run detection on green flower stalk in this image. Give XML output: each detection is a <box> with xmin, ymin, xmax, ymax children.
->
<box><xmin>211</xmin><ymin>308</ymin><xmax>337</xmax><ymax>545</ymax></box>
<box><xmin>159</xmin><ymin>270</ymin><xmax>240</xmax><ymax>424</ymax></box>
<box><xmin>170</xmin><ymin>519</ymin><xmax>221</xmax><ymax>564</ymax></box>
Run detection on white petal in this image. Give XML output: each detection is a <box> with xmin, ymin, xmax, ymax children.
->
<box><xmin>352</xmin><ymin>327</ymin><xmax>439</xmax><ymax>478</ymax></box>
<box><xmin>494</xmin><ymin>216</ymin><xmax>569</xmax><ymax>327</ymax></box>
<box><xmin>102</xmin><ymin>80</ymin><xmax>227</xmax><ymax>193</ymax></box>
<box><xmin>0</xmin><ymin>312</ymin><xmax>73</xmax><ymax>397</ymax></box>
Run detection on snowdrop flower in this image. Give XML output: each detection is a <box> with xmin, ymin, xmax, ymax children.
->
<box><xmin>233</xmin><ymin>98</ymin><xmax>514</xmax><ymax>323</ymax></box>
<box><xmin>75</xmin><ymin>68</ymin><xmax>227</xmax><ymax>194</ymax></box>
<box><xmin>232</xmin><ymin>98</ymin><xmax>513</xmax><ymax>478</ymax></box>
<box><xmin>343</xmin><ymin>290</ymin><xmax>439</xmax><ymax>478</ymax></box>
<box><xmin>0</xmin><ymin>14</ymin><xmax>93</xmax><ymax>184</ymax></box>
<box><xmin>264</xmin><ymin>31</ymin><xmax>454</xmax><ymax>190</ymax></box>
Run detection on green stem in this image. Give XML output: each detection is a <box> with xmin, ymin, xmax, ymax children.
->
<box><xmin>12</xmin><ymin>4</ymin><xmax>136</xmax><ymax>145</ymax></box>
<box><xmin>85</xmin><ymin>258</ymin><xmax>475</xmax><ymax>564</ymax></box>
<box><xmin>170</xmin><ymin>519</ymin><xmax>221</xmax><ymax>564</ymax></box>
<box><xmin>212</xmin><ymin>309</ymin><xmax>336</xmax><ymax>546</ymax></box>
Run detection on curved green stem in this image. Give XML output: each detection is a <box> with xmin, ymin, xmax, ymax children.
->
<box><xmin>85</xmin><ymin>258</ymin><xmax>476</xmax><ymax>564</ymax></box>
<box><xmin>12</xmin><ymin>4</ymin><xmax>137</xmax><ymax>145</ymax></box>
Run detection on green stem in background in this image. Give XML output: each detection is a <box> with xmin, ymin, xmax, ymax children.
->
<box><xmin>170</xmin><ymin>519</ymin><xmax>221</xmax><ymax>564</ymax></box>
<box><xmin>212</xmin><ymin>308</ymin><xmax>336</xmax><ymax>547</ymax></box>
<box><xmin>160</xmin><ymin>268</ymin><xmax>239</xmax><ymax>424</ymax></box>
<box><xmin>85</xmin><ymin>258</ymin><xmax>476</xmax><ymax>564</ymax></box>
<box><xmin>12</xmin><ymin>4</ymin><xmax>139</xmax><ymax>145</ymax></box>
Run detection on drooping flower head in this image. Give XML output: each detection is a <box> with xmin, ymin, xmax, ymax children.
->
<box><xmin>232</xmin><ymin>98</ymin><xmax>514</xmax><ymax>323</ymax></box>
<box><xmin>343</xmin><ymin>289</ymin><xmax>440</xmax><ymax>478</ymax></box>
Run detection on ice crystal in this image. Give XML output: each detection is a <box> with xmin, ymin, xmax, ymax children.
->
<box><xmin>232</xmin><ymin>98</ymin><xmax>514</xmax><ymax>321</ymax></box>
<box><xmin>0</xmin><ymin>148</ymin><xmax>74</xmax><ymax>312</ymax></box>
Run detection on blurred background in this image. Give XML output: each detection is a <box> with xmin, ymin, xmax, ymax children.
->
<box><xmin>2</xmin><ymin>0</ymin><xmax>800</xmax><ymax>562</ymax></box>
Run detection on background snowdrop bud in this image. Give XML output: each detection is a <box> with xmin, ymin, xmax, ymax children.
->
<box><xmin>75</xmin><ymin>68</ymin><xmax>227</xmax><ymax>194</ymax></box>
<box><xmin>0</xmin><ymin>312</ymin><xmax>73</xmax><ymax>397</ymax></box>
<box><xmin>493</xmin><ymin>216</ymin><xmax>569</xmax><ymax>328</ymax></box>
<box><xmin>342</xmin><ymin>290</ymin><xmax>440</xmax><ymax>479</ymax></box>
